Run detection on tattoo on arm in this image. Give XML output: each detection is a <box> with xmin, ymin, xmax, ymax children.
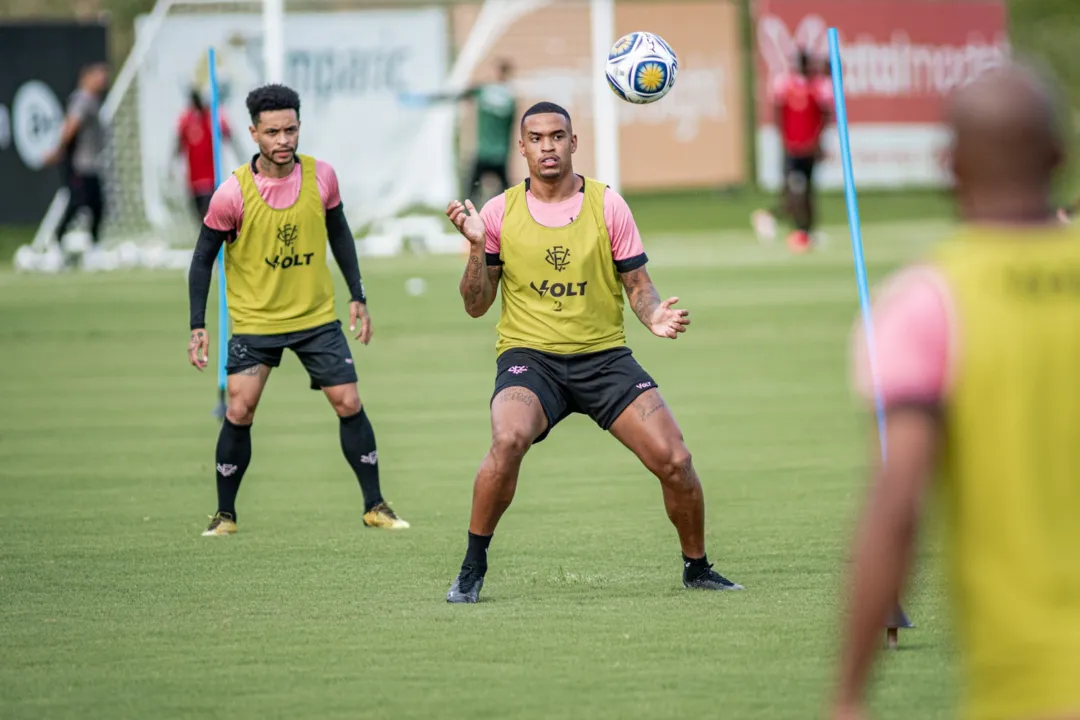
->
<box><xmin>459</xmin><ymin>254</ymin><xmax>500</xmax><ymax>316</ymax></box>
<box><xmin>620</xmin><ymin>267</ymin><xmax>662</xmax><ymax>328</ymax></box>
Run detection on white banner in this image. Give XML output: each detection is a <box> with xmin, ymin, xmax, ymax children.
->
<box><xmin>135</xmin><ymin>9</ymin><xmax>453</xmax><ymax>230</ymax></box>
<box><xmin>756</xmin><ymin>124</ymin><xmax>953</xmax><ymax>191</ymax></box>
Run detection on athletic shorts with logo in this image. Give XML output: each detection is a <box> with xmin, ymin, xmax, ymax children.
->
<box><xmin>493</xmin><ymin>346</ymin><xmax>657</xmax><ymax>443</ymax></box>
<box><xmin>226</xmin><ymin>320</ymin><xmax>357</xmax><ymax>390</ymax></box>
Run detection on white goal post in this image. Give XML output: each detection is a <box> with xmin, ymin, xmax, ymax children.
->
<box><xmin>21</xmin><ymin>0</ymin><xmax>622</xmax><ymax>271</ymax></box>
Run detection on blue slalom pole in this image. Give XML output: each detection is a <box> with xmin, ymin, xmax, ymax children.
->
<box><xmin>208</xmin><ymin>47</ymin><xmax>228</xmax><ymax>419</ymax></box>
<box><xmin>827</xmin><ymin>28</ymin><xmax>886</xmax><ymax>462</ymax></box>
<box><xmin>828</xmin><ymin>27</ymin><xmax>912</xmax><ymax>646</ymax></box>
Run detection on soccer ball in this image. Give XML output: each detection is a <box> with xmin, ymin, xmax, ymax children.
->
<box><xmin>605</xmin><ymin>31</ymin><xmax>678</xmax><ymax>105</ymax></box>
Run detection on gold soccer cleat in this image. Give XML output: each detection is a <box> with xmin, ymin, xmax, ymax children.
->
<box><xmin>362</xmin><ymin>502</ymin><xmax>410</xmax><ymax>530</ymax></box>
<box><xmin>202</xmin><ymin>512</ymin><xmax>237</xmax><ymax>536</ymax></box>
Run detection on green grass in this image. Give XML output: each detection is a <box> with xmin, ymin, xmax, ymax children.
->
<box><xmin>1</xmin><ymin>215</ymin><xmax>959</xmax><ymax>719</ymax></box>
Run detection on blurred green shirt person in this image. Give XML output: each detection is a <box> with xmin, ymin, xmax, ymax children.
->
<box><xmin>422</xmin><ymin>60</ymin><xmax>516</xmax><ymax>202</ymax></box>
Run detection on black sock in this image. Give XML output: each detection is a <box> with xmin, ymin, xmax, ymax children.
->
<box><xmin>683</xmin><ymin>553</ymin><xmax>711</xmax><ymax>578</ymax></box>
<box><xmin>340</xmin><ymin>408</ymin><xmax>383</xmax><ymax>512</ymax></box>
<box><xmin>216</xmin><ymin>418</ymin><xmax>252</xmax><ymax>519</ymax></box>
<box><xmin>464</xmin><ymin>532</ymin><xmax>492</xmax><ymax>574</ymax></box>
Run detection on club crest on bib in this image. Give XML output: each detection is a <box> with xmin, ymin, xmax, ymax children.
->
<box><xmin>264</xmin><ymin>222</ymin><xmax>314</xmax><ymax>270</ymax></box>
<box><xmin>277</xmin><ymin>223</ymin><xmax>299</xmax><ymax>248</ymax></box>
<box><xmin>545</xmin><ymin>245</ymin><xmax>571</xmax><ymax>272</ymax></box>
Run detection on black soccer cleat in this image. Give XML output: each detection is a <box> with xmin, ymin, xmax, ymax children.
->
<box><xmin>447</xmin><ymin>565</ymin><xmax>485</xmax><ymax>603</ymax></box>
<box><xmin>683</xmin><ymin>563</ymin><xmax>744</xmax><ymax>591</ymax></box>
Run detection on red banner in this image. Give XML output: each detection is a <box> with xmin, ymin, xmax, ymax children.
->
<box><xmin>754</xmin><ymin>0</ymin><xmax>1009</xmax><ymax>188</ymax></box>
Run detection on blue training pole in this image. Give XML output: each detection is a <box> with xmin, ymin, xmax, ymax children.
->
<box><xmin>828</xmin><ymin>27</ymin><xmax>912</xmax><ymax>645</ymax></box>
<box><xmin>827</xmin><ymin>28</ymin><xmax>886</xmax><ymax>462</ymax></box>
<box><xmin>208</xmin><ymin>48</ymin><xmax>228</xmax><ymax>418</ymax></box>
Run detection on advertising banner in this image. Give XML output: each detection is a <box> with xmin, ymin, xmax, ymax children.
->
<box><xmin>755</xmin><ymin>0</ymin><xmax>1009</xmax><ymax>189</ymax></box>
<box><xmin>135</xmin><ymin>9</ymin><xmax>453</xmax><ymax>230</ymax></box>
<box><xmin>0</xmin><ymin>22</ymin><xmax>108</xmax><ymax>224</ymax></box>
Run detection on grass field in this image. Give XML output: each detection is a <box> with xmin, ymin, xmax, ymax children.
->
<box><xmin>0</xmin><ymin>206</ymin><xmax>964</xmax><ymax>719</ymax></box>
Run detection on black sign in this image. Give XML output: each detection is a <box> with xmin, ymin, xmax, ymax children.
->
<box><xmin>0</xmin><ymin>21</ymin><xmax>108</xmax><ymax>224</ymax></box>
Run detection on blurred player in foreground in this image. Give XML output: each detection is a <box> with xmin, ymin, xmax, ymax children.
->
<box><xmin>833</xmin><ymin>62</ymin><xmax>1080</xmax><ymax>720</ymax></box>
<box><xmin>752</xmin><ymin>50</ymin><xmax>832</xmax><ymax>253</ymax></box>
<box><xmin>186</xmin><ymin>84</ymin><xmax>408</xmax><ymax>536</ymax></box>
<box><xmin>443</xmin><ymin>102</ymin><xmax>743</xmax><ymax>603</ymax></box>
<box><xmin>174</xmin><ymin>87</ymin><xmax>244</xmax><ymax>220</ymax></box>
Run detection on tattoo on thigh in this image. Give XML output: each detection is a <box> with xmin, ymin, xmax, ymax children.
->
<box><xmin>496</xmin><ymin>388</ymin><xmax>535</xmax><ymax>406</ymax></box>
<box><xmin>637</xmin><ymin>396</ymin><xmax>667</xmax><ymax>422</ymax></box>
<box><xmin>238</xmin><ymin>365</ymin><xmax>262</xmax><ymax>376</ymax></box>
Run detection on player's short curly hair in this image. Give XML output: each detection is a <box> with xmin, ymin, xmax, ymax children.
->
<box><xmin>245</xmin><ymin>84</ymin><xmax>301</xmax><ymax>125</ymax></box>
<box><xmin>521</xmin><ymin>101</ymin><xmax>571</xmax><ymax>130</ymax></box>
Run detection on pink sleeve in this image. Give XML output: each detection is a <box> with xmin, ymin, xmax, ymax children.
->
<box><xmin>204</xmin><ymin>175</ymin><xmax>243</xmax><ymax>231</ymax></box>
<box><xmin>480</xmin><ymin>194</ymin><xmax>507</xmax><ymax>255</ymax></box>
<box><xmin>604</xmin><ymin>189</ymin><xmax>645</xmax><ymax>261</ymax></box>
<box><xmin>220</xmin><ymin>114</ymin><xmax>231</xmax><ymax>139</ymax></box>
<box><xmin>851</xmin><ymin>266</ymin><xmax>956</xmax><ymax>408</ymax></box>
<box><xmin>315</xmin><ymin>160</ymin><xmax>342</xmax><ymax>210</ymax></box>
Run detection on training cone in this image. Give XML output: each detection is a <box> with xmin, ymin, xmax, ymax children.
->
<box><xmin>886</xmin><ymin>604</ymin><xmax>914</xmax><ymax>649</ymax></box>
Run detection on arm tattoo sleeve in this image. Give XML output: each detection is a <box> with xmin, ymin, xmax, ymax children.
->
<box><xmin>460</xmin><ymin>252</ymin><xmax>500</xmax><ymax>316</ymax></box>
<box><xmin>620</xmin><ymin>266</ymin><xmax>662</xmax><ymax>328</ymax></box>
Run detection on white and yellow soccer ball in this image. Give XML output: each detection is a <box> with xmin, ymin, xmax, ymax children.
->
<box><xmin>605</xmin><ymin>31</ymin><xmax>678</xmax><ymax>105</ymax></box>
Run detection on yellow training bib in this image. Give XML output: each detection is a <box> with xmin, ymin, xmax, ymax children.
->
<box><xmin>495</xmin><ymin>178</ymin><xmax>625</xmax><ymax>355</ymax></box>
<box><xmin>932</xmin><ymin>225</ymin><xmax>1080</xmax><ymax>720</ymax></box>
<box><xmin>224</xmin><ymin>154</ymin><xmax>336</xmax><ymax>335</ymax></box>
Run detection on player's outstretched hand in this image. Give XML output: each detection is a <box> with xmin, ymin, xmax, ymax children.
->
<box><xmin>649</xmin><ymin>297</ymin><xmax>690</xmax><ymax>339</ymax></box>
<box><xmin>350</xmin><ymin>301</ymin><xmax>372</xmax><ymax>345</ymax></box>
<box><xmin>446</xmin><ymin>199</ymin><xmax>485</xmax><ymax>247</ymax></box>
<box><xmin>188</xmin><ymin>328</ymin><xmax>209</xmax><ymax>371</ymax></box>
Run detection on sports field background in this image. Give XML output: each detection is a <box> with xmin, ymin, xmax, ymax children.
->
<box><xmin>4</xmin><ymin>195</ymin><xmax>955</xmax><ymax>719</ymax></box>
<box><xmin>3</xmin><ymin>1</ymin><xmax>1080</xmax><ymax>717</ymax></box>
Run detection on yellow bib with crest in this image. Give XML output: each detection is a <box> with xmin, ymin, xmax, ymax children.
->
<box><xmin>224</xmin><ymin>154</ymin><xmax>336</xmax><ymax>335</ymax></box>
<box><xmin>495</xmin><ymin>177</ymin><xmax>625</xmax><ymax>355</ymax></box>
<box><xmin>930</xmin><ymin>225</ymin><xmax>1080</xmax><ymax>720</ymax></box>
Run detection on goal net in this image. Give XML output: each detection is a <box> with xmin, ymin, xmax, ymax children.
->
<box><xmin>19</xmin><ymin>0</ymin><xmax>741</xmax><ymax>272</ymax></box>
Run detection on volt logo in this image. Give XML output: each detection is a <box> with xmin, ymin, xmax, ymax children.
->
<box><xmin>530</xmin><ymin>280</ymin><xmax>588</xmax><ymax>298</ymax></box>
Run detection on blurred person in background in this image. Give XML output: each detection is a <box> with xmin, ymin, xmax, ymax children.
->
<box><xmin>752</xmin><ymin>50</ymin><xmax>832</xmax><ymax>253</ymax></box>
<box><xmin>46</xmin><ymin>61</ymin><xmax>110</xmax><ymax>260</ymax></box>
<box><xmin>832</xmin><ymin>62</ymin><xmax>1080</xmax><ymax>720</ymax></box>
<box><xmin>411</xmin><ymin>59</ymin><xmax>517</xmax><ymax>203</ymax></box>
<box><xmin>175</xmin><ymin>87</ymin><xmax>245</xmax><ymax>221</ymax></box>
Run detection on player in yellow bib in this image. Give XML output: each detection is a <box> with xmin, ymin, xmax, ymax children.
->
<box><xmin>442</xmin><ymin>102</ymin><xmax>743</xmax><ymax>603</ymax></box>
<box><xmin>833</xmin><ymin>64</ymin><xmax>1080</xmax><ymax>720</ymax></box>
<box><xmin>186</xmin><ymin>84</ymin><xmax>408</xmax><ymax>536</ymax></box>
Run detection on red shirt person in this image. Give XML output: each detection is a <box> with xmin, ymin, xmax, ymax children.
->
<box><xmin>769</xmin><ymin>51</ymin><xmax>833</xmax><ymax>252</ymax></box>
<box><xmin>175</xmin><ymin>89</ymin><xmax>236</xmax><ymax>220</ymax></box>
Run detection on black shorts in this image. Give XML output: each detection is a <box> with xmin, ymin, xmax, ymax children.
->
<box><xmin>226</xmin><ymin>320</ymin><xmax>358</xmax><ymax>390</ymax></box>
<box><xmin>493</xmin><ymin>346</ymin><xmax>657</xmax><ymax>443</ymax></box>
<box><xmin>784</xmin><ymin>154</ymin><xmax>816</xmax><ymax>193</ymax></box>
